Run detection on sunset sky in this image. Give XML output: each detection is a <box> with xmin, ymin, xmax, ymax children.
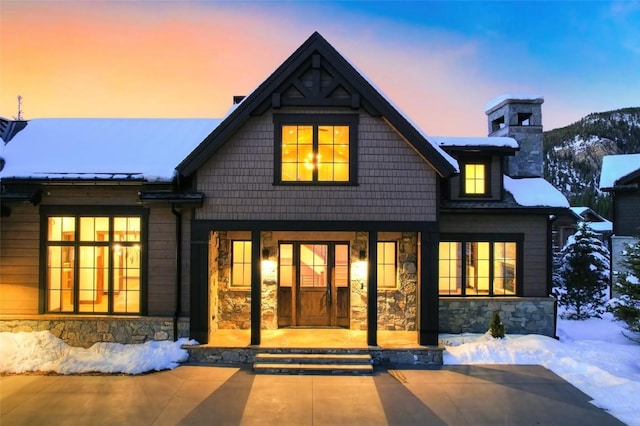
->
<box><xmin>1</xmin><ymin>1</ymin><xmax>639</xmax><ymax>136</ymax></box>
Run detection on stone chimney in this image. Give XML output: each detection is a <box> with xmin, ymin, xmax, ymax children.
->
<box><xmin>485</xmin><ymin>95</ymin><xmax>544</xmax><ymax>178</ymax></box>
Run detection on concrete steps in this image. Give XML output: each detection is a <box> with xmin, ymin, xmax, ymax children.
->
<box><xmin>253</xmin><ymin>352</ymin><xmax>374</xmax><ymax>375</ymax></box>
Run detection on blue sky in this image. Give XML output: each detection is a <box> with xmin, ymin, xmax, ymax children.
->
<box><xmin>2</xmin><ymin>0</ymin><xmax>639</xmax><ymax>135</ymax></box>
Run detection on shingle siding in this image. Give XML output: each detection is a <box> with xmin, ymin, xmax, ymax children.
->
<box><xmin>195</xmin><ymin>109</ymin><xmax>437</xmax><ymax>222</ymax></box>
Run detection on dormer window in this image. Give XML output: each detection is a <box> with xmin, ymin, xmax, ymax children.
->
<box><xmin>464</xmin><ymin>163</ymin><xmax>487</xmax><ymax>195</ymax></box>
<box><xmin>274</xmin><ymin>114</ymin><xmax>358</xmax><ymax>185</ymax></box>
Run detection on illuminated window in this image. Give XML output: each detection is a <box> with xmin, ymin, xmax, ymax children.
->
<box><xmin>439</xmin><ymin>242</ymin><xmax>462</xmax><ymax>294</ymax></box>
<box><xmin>439</xmin><ymin>238</ymin><xmax>518</xmax><ymax>296</ymax></box>
<box><xmin>279</xmin><ymin>244</ymin><xmax>293</xmax><ymax>288</ymax></box>
<box><xmin>274</xmin><ymin>114</ymin><xmax>358</xmax><ymax>184</ymax></box>
<box><xmin>377</xmin><ymin>242</ymin><xmax>397</xmax><ymax>289</ymax></box>
<box><xmin>45</xmin><ymin>214</ymin><xmax>142</xmax><ymax>314</ymax></box>
<box><xmin>464</xmin><ymin>163</ymin><xmax>486</xmax><ymax>195</ymax></box>
<box><xmin>231</xmin><ymin>241</ymin><xmax>252</xmax><ymax>287</ymax></box>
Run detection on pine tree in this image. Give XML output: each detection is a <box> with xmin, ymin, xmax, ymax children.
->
<box><xmin>489</xmin><ymin>311</ymin><xmax>505</xmax><ymax>338</ymax></box>
<box><xmin>553</xmin><ymin>222</ymin><xmax>610</xmax><ymax>319</ymax></box>
<box><xmin>609</xmin><ymin>239</ymin><xmax>640</xmax><ymax>334</ymax></box>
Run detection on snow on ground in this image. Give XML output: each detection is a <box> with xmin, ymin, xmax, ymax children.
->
<box><xmin>1</xmin><ymin>314</ymin><xmax>639</xmax><ymax>424</ymax></box>
<box><xmin>0</xmin><ymin>332</ymin><xmax>196</xmax><ymax>375</ymax></box>
<box><xmin>443</xmin><ymin>312</ymin><xmax>640</xmax><ymax>426</ymax></box>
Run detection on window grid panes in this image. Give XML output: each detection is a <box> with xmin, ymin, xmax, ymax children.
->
<box><xmin>438</xmin><ymin>242</ymin><xmax>461</xmax><ymax>294</ymax></box>
<box><xmin>439</xmin><ymin>240</ymin><xmax>517</xmax><ymax>296</ymax></box>
<box><xmin>46</xmin><ymin>215</ymin><xmax>141</xmax><ymax>314</ymax></box>
<box><xmin>377</xmin><ymin>242</ymin><xmax>397</xmax><ymax>289</ymax></box>
<box><xmin>280</xmin><ymin>124</ymin><xmax>350</xmax><ymax>182</ymax></box>
<box><xmin>464</xmin><ymin>163</ymin><xmax>486</xmax><ymax>194</ymax></box>
<box><xmin>231</xmin><ymin>241</ymin><xmax>252</xmax><ymax>287</ymax></box>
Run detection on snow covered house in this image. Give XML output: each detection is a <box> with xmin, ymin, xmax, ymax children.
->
<box><xmin>553</xmin><ymin>206</ymin><xmax>613</xmax><ymax>250</ymax></box>
<box><xmin>599</xmin><ymin>153</ymin><xmax>640</xmax><ymax>285</ymax></box>
<box><xmin>0</xmin><ymin>33</ymin><xmax>568</xmax><ymax>352</ymax></box>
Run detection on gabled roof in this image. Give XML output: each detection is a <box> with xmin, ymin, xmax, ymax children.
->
<box><xmin>176</xmin><ymin>32</ymin><xmax>458</xmax><ymax>178</ymax></box>
<box><xmin>0</xmin><ymin>118</ymin><xmax>221</xmax><ymax>182</ymax></box>
<box><xmin>569</xmin><ymin>206</ymin><xmax>608</xmax><ymax>223</ymax></box>
<box><xmin>599</xmin><ymin>153</ymin><xmax>640</xmax><ymax>190</ymax></box>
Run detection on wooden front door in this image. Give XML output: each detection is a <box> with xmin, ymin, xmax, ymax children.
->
<box><xmin>277</xmin><ymin>242</ymin><xmax>350</xmax><ymax>327</ymax></box>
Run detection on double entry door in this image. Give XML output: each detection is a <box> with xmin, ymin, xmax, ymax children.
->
<box><xmin>277</xmin><ymin>242</ymin><xmax>350</xmax><ymax>327</ymax></box>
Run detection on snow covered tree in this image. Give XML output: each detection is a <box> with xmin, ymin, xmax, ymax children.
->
<box><xmin>553</xmin><ymin>222</ymin><xmax>610</xmax><ymax>319</ymax></box>
<box><xmin>609</xmin><ymin>239</ymin><xmax>640</xmax><ymax>334</ymax></box>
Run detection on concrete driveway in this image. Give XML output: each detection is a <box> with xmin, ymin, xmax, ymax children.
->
<box><xmin>0</xmin><ymin>365</ymin><xmax>624</xmax><ymax>425</ymax></box>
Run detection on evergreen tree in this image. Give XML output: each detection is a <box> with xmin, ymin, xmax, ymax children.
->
<box><xmin>553</xmin><ymin>222</ymin><xmax>610</xmax><ymax>319</ymax></box>
<box><xmin>609</xmin><ymin>239</ymin><xmax>640</xmax><ymax>334</ymax></box>
<box><xmin>489</xmin><ymin>311</ymin><xmax>505</xmax><ymax>338</ymax></box>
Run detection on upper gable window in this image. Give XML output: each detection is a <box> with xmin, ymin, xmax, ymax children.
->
<box><xmin>464</xmin><ymin>163</ymin><xmax>487</xmax><ymax>195</ymax></box>
<box><xmin>274</xmin><ymin>114</ymin><xmax>358</xmax><ymax>185</ymax></box>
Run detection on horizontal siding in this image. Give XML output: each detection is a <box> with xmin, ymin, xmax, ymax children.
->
<box><xmin>0</xmin><ymin>204</ymin><xmax>40</xmax><ymax>314</ymax></box>
<box><xmin>196</xmin><ymin>109</ymin><xmax>438</xmax><ymax>222</ymax></box>
<box><xmin>440</xmin><ymin>213</ymin><xmax>549</xmax><ymax>297</ymax></box>
<box><xmin>147</xmin><ymin>208</ymin><xmax>177</xmax><ymax>316</ymax></box>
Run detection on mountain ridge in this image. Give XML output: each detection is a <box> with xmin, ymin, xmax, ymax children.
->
<box><xmin>543</xmin><ymin>107</ymin><xmax>640</xmax><ymax>218</ymax></box>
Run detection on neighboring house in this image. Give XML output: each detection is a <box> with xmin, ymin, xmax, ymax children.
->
<box><xmin>0</xmin><ymin>33</ymin><xmax>568</xmax><ymax>350</ymax></box>
<box><xmin>599</xmin><ymin>153</ymin><xmax>640</xmax><ymax>287</ymax></box>
<box><xmin>553</xmin><ymin>206</ymin><xmax>613</xmax><ymax>250</ymax></box>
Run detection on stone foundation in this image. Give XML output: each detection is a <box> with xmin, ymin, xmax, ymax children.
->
<box><xmin>439</xmin><ymin>297</ymin><xmax>557</xmax><ymax>337</ymax></box>
<box><xmin>0</xmin><ymin>316</ymin><xmax>190</xmax><ymax>348</ymax></box>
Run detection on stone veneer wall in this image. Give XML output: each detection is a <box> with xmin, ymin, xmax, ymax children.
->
<box><xmin>439</xmin><ymin>297</ymin><xmax>556</xmax><ymax>337</ymax></box>
<box><xmin>350</xmin><ymin>232</ymin><xmax>368</xmax><ymax>330</ymax></box>
<box><xmin>0</xmin><ymin>316</ymin><xmax>190</xmax><ymax>348</ymax></box>
<box><xmin>377</xmin><ymin>232</ymin><xmax>417</xmax><ymax>331</ymax></box>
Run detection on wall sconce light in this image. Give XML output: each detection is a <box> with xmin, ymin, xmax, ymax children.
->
<box><xmin>352</xmin><ymin>249</ymin><xmax>368</xmax><ymax>282</ymax></box>
<box><xmin>261</xmin><ymin>248</ymin><xmax>276</xmax><ymax>281</ymax></box>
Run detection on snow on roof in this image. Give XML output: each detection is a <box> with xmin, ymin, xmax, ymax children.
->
<box><xmin>587</xmin><ymin>220</ymin><xmax>612</xmax><ymax>233</ymax></box>
<box><xmin>504</xmin><ymin>176</ymin><xmax>569</xmax><ymax>208</ymax></box>
<box><xmin>431</xmin><ymin>136</ymin><xmax>519</xmax><ymax>149</ymax></box>
<box><xmin>0</xmin><ymin>118</ymin><xmax>222</xmax><ymax>182</ymax></box>
<box><xmin>484</xmin><ymin>94</ymin><xmax>544</xmax><ymax>114</ymax></box>
<box><xmin>569</xmin><ymin>206</ymin><xmax>590</xmax><ymax>216</ymax></box>
<box><xmin>599</xmin><ymin>153</ymin><xmax>640</xmax><ymax>189</ymax></box>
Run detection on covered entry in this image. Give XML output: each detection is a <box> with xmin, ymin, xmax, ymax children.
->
<box><xmin>277</xmin><ymin>242</ymin><xmax>350</xmax><ymax>327</ymax></box>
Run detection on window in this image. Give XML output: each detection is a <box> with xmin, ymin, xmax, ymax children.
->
<box><xmin>464</xmin><ymin>163</ymin><xmax>486</xmax><ymax>195</ymax></box>
<box><xmin>231</xmin><ymin>241</ymin><xmax>252</xmax><ymax>287</ymax></box>
<box><xmin>274</xmin><ymin>114</ymin><xmax>358</xmax><ymax>184</ymax></box>
<box><xmin>46</xmin><ymin>214</ymin><xmax>142</xmax><ymax>314</ymax></box>
<box><xmin>439</xmin><ymin>237</ymin><xmax>519</xmax><ymax>296</ymax></box>
<box><xmin>377</xmin><ymin>242</ymin><xmax>397</xmax><ymax>289</ymax></box>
